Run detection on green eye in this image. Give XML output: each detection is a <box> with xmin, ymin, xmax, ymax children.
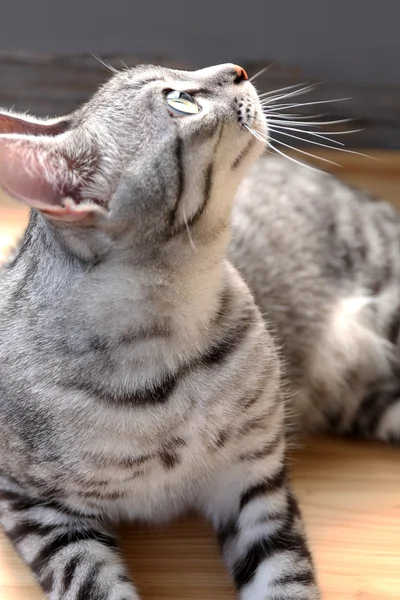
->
<box><xmin>166</xmin><ymin>90</ymin><xmax>200</xmax><ymax>116</ymax></box>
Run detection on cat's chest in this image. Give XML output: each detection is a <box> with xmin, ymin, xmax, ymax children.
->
<box><xmin>56</xmin><ymin>399</ymin><xmax>228</xmax><ymax>520</ymax></box>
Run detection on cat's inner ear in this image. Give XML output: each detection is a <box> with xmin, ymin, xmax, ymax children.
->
<box><xmin>0</xmin><ymin>113</ymin><xmax>70</xmax><ymax>137</ymax></box>
<box><xmin>0</xmin><ymin>113</ymin><xmax>105</xmax><ymax>223</ymax></box>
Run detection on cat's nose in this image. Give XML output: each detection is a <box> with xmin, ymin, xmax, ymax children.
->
<box><xmin>233</xmin><ymin>65</ymin><xmax>248</xmax><ymax>84</ymax></box>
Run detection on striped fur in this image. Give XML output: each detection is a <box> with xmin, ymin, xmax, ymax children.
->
<box><xmin>0</xmin><ymin>65</ymin><xmax>318</xmax><ymax>599</ymax></box>
<box><xmin>231</xmin><ymin>156</ymin><xmax>400</xmax><ymax>443</ymax></box>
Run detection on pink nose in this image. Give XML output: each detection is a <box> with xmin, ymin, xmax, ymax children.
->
<box><xmin>233</xmin><ymin>65</ymin><xmax>248</xmax><ymax>82</ymax></box>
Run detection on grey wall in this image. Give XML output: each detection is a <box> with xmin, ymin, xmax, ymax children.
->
<box><xmin>2</xmin><ymin>0</ymin><xmax>399</xmax><ymax>85</ymax></box>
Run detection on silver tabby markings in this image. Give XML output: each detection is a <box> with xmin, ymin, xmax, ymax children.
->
<box><xmin>231</xmin><ymin>155</ymin><xmax>400</xmax><ymax>444</ymax></box>
<box><xmin>0</xmin><ymin>64</ymin><xmax>318</xmax><ymax>599</ymax></box>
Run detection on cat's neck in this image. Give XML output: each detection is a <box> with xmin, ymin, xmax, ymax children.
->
<box><xmin>4</xmin><ymin>212</ymin><xmax>232</xmax><ymax>360</ymax></box>
<box><xmin>76</xmin><ymin>231</ymin><xmax>231</xmax><ymax>349</ymax></box>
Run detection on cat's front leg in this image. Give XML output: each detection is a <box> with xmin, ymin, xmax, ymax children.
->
<box><xmin>199</xmin><ymin>434</ymin><xmax>320</xmax><ymax>599</ymax></box>
<box><xmin>0</xmin><ymin>481</ymin><xmax>138</xmax><ymax>600</ymax></box>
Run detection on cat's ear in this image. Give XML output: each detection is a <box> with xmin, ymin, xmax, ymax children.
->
<box><xmin>0</xmin><ymin>112</ymin><xmax>70</xmax><ymax>137</ymax></box>
<box><xmin>0</xmin><ymin>112</ymin><xmax>105</xmax><ymax>223</ymax></box>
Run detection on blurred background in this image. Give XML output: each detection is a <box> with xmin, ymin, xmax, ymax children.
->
<box><xmin>1</xmin><ymin>0</ymin><xmax>399</xmax><ymax>85</ymax></box>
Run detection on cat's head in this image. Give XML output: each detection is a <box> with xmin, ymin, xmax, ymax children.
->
<box><xmin>0</xmin><ymin>63</ymin><xmax>266</xmax><ymax>258</ymax></box>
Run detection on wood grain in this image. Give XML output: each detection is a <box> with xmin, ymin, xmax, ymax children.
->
<box><xmin>0</xmin><ymin>151</ymin><xmax>399</xmax><ymax>599</ymax></box>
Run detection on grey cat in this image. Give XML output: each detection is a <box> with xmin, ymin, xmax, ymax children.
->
<box><xmin>0</xmin><ymin>64</ymin><xmax>318</xmax><ymax>600</ymax></box>
<box><xmin>232</xmin><ymin>156</ymin><xmax>400</xmax><ymax>441</ymax></box>
<box><xmin>1</xmin><ymin>61</ymin><xmax>399</xmax><ymax>600</ymax></box>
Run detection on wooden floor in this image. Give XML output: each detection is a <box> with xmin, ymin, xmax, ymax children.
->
<box><xmin>0</xmin><ymin>151</ymin><xmax>399</xmax><ymax>600</ymax></box>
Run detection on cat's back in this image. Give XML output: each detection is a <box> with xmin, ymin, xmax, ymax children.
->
<box><xmin>231</xmin><ymin>155</ymin><xmax>400</xmax><ymax>309</ymax></box>
<box><xmin>230</xmin><ymin>155</ymin><xmax>400</xmax><ymax>399</ymax></box>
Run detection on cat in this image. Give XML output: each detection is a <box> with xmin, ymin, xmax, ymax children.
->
<box><xmin>231</xmin><ymin>155</ymin><xmax>400</xmax><ymax>442</ymax></box>
<box><xmin>0</xmin><ymin>64</ymin><xmax>319</xmax><ymax>600</ymax></box>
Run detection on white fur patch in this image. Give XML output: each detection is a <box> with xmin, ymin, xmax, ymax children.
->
<box><xmin>311</xmin><ymin>294</ymin><xmax>392</xmax><ymax>392</ymax></box>
<box><xmin>240</xmin><ymin>552</ymin><xmax>316</xmax><ymax>600</ymax></box>
<box><xmin>238</xmin><ymin>490</ymin><xmax>286</xmax><ymax>530</ymax></box>
<box><xmin>376</xmin><ymin>400</ymin><xmax>400</xmax><ymax>441</ymax></box>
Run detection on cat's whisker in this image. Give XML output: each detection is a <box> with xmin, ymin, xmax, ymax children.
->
<box><xmin>267</xmin><ymin>127</ymin><xmax>372</xmax><ymax>159</ymax></box>
<box><xmin>90</xmin><ymin>52</ymin><xmax>119</xmax><ymax>74</ymax></box>
<box><xmin>272</xmin><ymin>139</ymin><xmax>342</xmax><ymax>167</ymax></box>
<box><xmin>263</xmin><ymin>107</ymin><xmax>338</xmax><ymax>120</ymax></box>
<box><xmin>262</xmin><ymin>107</ymin><xmax>312</xmax><ymax>116</ymax></box>
<box><xmin>264</xmin><ymin>103</ymin><xmax>325</xmax><ymax>112</ymax></box>
<box><xmin>260</xmin><ymin>82</ymin><xmax>326</xmax><ymax>104</ymax></box>
<box><xmin>247</xmin><ymin>125</ymin><xmax>342</xmax><ymax>168</ymax></box>
<box><xmin>266</xmin><ymin>112</ymin><xmax>331</xmax><ymax>121</ymax></box>
<box><xmin>265</xmin><ymin>117</ymin><xmax>355</xmax><ymax>127</ymax></box>
<box><xmin>268</xmin><ymin>125</ymin><xmax>345</xmax><ymax>146</ymax></box>
<box><xmin>264</xmin><ymin>139</ymin><xmax>323</xmax><ymax>173</ymax></box>
<box><xmin>249</xmin><ymin>64</ymin><xmax>273</xmax><ymax>83</ymax></box>
<box><xmin>268</xmin><ymin>123</ymin><xmax>362</xmax><ymax>138</ymax></box>
<box><xmin>261</xmin><ymin>97</ymin><xmax>352</xmax><ymax>110</ymax></box>
<box><xmin>182</xmin><ymin>201</ymin><xmax>197</xmax><ymax>252</ymax></box>
<box><xmin>244</xmin><ymin>124</ymin><xmax>270</xmax><ymax>144</ymax></box>
<box><xmin>264</xmin><ymin>113</ymin><xmax>305</xmax><ymax>119</ymax></box>
<box><xmin>258</xmin><ymin>82</ymin><xmax>309</xmax><ymax>99</ymax></box>
<box><xmin>250</xmin><ymin>63</ymin><xmax>366</xmax><ymax>163</ymax></box>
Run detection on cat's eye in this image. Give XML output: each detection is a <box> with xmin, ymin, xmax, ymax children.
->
<box><xmin>166</xmin><ymin>91</ymin><xmax>200</xmax><ymax>116</ymax></box>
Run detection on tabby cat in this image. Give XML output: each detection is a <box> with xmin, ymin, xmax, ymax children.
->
<box><xmin>0</xmin><ymin>64</ymin><xmax>318</xmax><ymax>600</ymax></box>
<box><xmin>231</xmin><ymin>155</ymin><xmax>400</xmax><ymax>442</ymax></box>
<box><xmin>0</xmin><ymin>61</ymin><xmax>399</xmax><ymax>600</ymax></box>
